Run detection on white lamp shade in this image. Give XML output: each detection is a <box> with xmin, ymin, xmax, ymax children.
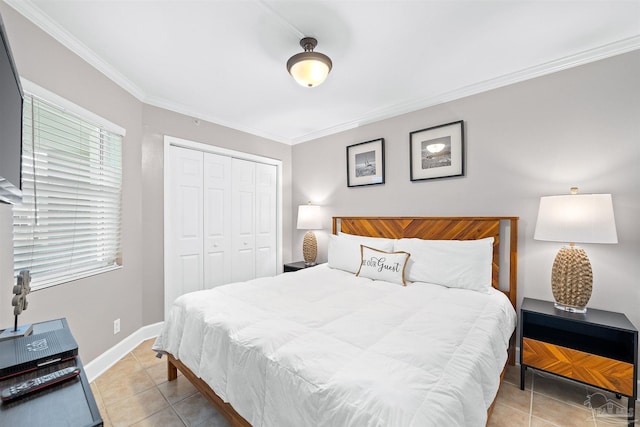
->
<box><xmin>297</xmin><ymin>204</ymin><xmax>322</xmax><ymax>230</ymax></box>
<box><xmin>534</xmin><ymin>194</ymin><xmax>617</xmax><ymax>244</ymax></box>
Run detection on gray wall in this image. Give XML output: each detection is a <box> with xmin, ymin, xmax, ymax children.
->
<box><xmin>0</xmin><ymin>4</ymin><xmax>293</xmax><ymax>362</ymax></box>
<box><xmin>0</xmin><ymin>1</ymin><xmax>637</xmax><ymax>366</ymax></box>
<box><xmin>140</xmin><ymin>104</ymin><xmax>293</xmax><ymax>325</ymax></box>
<box><xmin>0</xmin><ymin>3</ymin><xmax>143</xmax><ymax>363</ymax></box>
<box><xmin>292</xmin><ymin>51</ymin><xmax>640</xmax><ymax>342</ymax></box>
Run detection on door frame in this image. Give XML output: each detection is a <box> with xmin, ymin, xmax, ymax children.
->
<box><xmin>163</xmin><ymin>135</ymin><xmax>283</xmax><ymax>318</ymax></box>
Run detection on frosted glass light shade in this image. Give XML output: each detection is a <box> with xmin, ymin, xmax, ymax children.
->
<box><xmin>288</xmin><ymin>56</ymin><xmax>331</xmax><ymax>87</ymax></box>
<box><xmin>534</xmin><ymin>194</ymin><xmax>617</xmax><ymax>244</ymax></box>
<box><xmin>287</xmin><ymin>37</ymin><xmax>332</xmax><ymax>88</ymax></box>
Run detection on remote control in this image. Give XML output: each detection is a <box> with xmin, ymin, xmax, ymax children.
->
<box><xmin>1</xmin><ymin>366</ymin><xmax>81</xmax><ymax>402</ymax></box>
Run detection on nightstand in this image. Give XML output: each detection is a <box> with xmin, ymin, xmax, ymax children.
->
<box><xmin>520</xmin><ymin>297</ymin><xmax>638</xmax><ymax>426</ymax></box>
<box><xmin>0</xmin><ymin>319</ymin><xmax>103</xmax><ymax>426</ymax></box>
<box><xmin>283</xmin><ymin>261</ymin><xmax>315</xmax><ymax>272</ymax></box>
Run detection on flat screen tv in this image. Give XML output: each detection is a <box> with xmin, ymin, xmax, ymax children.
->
<box><xmin>0</xmin><ymin>12</ymin><xmax>23</xmax><ymax>205</ymax></box>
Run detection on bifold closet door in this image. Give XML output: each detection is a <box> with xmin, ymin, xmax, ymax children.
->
<box><xmin>203</xmin><ymin>152</ymin><xmax>232</xmax><ymax>289</ymax></box>
<box><xmin>231</xmin><ymin>159</ymin><xmax>256</xmax><ymax>282</ymax></box>
<box><xmin>230</xmin><ymin>159</ymin><xmax>277</xmax><ymax>282</ymax></box>
<box><xmin>254</xmin><ymin>162</ymin><xmax>277</xmax><ymax>278</ymax></box>
<box><xmin>167</xmin><ymin>146</ymin><xmax>204</xmax><ymax>316</ymax></box>
<box><xmin>167</xmin><ymin>146</ymin><xmax>277</xmax><ymax>316</ymax></box>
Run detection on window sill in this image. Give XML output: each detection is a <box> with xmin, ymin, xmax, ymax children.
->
<box><xmin>30</xmin><ymin>265</ymin><xmax>122</xmax><ymax>291</ymax></box>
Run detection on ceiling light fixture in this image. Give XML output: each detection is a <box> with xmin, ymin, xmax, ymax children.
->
<box><xmin>287</xmin><ymin>37</ymin><xmax>332</xmax><ymax>88</ymax></box>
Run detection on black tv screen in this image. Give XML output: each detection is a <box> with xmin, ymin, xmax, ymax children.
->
<box><xmin>0</xmin><ymin>12</ymin><xmax>23</xmax><ymax>205</ymax></box>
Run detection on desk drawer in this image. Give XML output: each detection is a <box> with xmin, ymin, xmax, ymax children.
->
<box><xmin>522</xmin><ymin>338</ymin><xmax>634</xmax><ymax>396</ymax></box>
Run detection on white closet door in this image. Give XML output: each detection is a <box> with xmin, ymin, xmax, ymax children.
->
<box><xmin>255</xmin><ymin>163</ymin><xmax>277</xmax><ymax>277</ymax></box>
<box><xmin>165</xmin><ymin>139</ymin><xmax>280</xmax><ymax>319</ymax></box>
<box><xmin>166</xmin><ymin>146</ymin><xmax>203</xmax><ymax>316</ymax></box>
<box><xmin>231</xmin><ymin>158</ymin><xmax>256</xmax><ymax>282</ymax></box>
<box><xmin>203</xmin><ymin>153</ymin><xmax>232</xmax><ymax>289</ymax></box>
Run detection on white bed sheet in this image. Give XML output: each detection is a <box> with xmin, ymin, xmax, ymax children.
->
<box><xmin>154</xmin><ymin>264</ymin><xmax>516</xmax><ymax>427</ymax></box>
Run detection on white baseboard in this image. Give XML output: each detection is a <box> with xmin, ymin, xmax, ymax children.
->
<box><xmin>84</xmin><ymin>321</ymin><xmax>164</xmax><ymax>383</ymax></box>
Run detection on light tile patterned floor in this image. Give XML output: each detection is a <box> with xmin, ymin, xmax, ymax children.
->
<box><xmin>489</xmin><ymin>363</ymin><xmax>639</xmax><ymax>427</ymax></box>
<box><xmin>91</xmin><ymin>339</ymin><xmax>638</xmax><ymax>426</ymax></box>
<box><xmin>90</xmin><ymin>338</ymin><xmax>229</xmax><ymax>427</ymax></box>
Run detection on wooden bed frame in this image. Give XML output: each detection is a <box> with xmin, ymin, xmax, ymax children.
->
<box><xmin>166</xmin><ymin>216</ymin><xmax>519</xmax><ymax>427</ymax></box>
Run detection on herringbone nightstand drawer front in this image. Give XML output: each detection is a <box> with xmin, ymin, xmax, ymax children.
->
<box><xmin>522</xmin><ymin>338</ymin><xmax>634</xmax><ymax>395</ymax></box>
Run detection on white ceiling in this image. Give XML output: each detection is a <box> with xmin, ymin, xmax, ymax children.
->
<box><xmin>6</xmin><ymin>0</ymin><xmax>640</xmax><ymax>144</ymax></box>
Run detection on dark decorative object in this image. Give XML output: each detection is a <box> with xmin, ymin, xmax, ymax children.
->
<box><xmin>0</xmin><ymin>270</ymin><xmax>33</xmax><ymax>341</ymax></box>
<box><xmin>347</xmin><ymin>138</ymin><xmax>385</xmax><ymax>187</ymax></box>
<box><xmin>410</xmin><ymin>120</ymin><xmax>464</xmax><ymax>181</ymax></box>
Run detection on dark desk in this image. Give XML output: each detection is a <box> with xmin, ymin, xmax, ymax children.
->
<box><xmin>0</xmin><ymin>320</ymin><xmax>102</xmax><ymax>426</ymax></box>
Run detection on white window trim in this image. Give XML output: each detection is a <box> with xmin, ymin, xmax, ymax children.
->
<box><xmin>20</xmin><ymin>78</ymin><xmax>126</xmax><ymax>136</ymax></box>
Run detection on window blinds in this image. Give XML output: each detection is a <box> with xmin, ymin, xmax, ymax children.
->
<box><xmin>13</xmin><ymin>94</ymin><xmax>123</xmax><ymax>289</ymax></box>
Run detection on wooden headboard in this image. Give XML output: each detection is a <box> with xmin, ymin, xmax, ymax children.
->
<box><xmin>333</xmin><ymin>216</ymin><xmax>519</xmax><ymax>366</ymax></box>
<box><xmin>332</xmin><ymin>216</ymin><xmax>518</xmax><ymax>311</ymax></box>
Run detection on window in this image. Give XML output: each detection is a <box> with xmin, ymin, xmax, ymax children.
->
<box><xmin>13</xmin><ymin>91</ymin><xmax>124</xmax><ymax>290</ymax></box>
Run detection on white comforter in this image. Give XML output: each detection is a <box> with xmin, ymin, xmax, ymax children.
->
<box><xmin>154</xmin><ymin>264</ymin><xmax>516</xmax><ymax>427</ymax></box>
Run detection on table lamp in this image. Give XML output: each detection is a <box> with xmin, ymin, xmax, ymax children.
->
<box><xmin>297</xmin><ymin>203</ymin><xmax>322</xmax><ymax>266</ymax></box>
<box><xmin>533</xmin><ymin>187</ymin><xmax>617</xmax><ymax>313</ymax></box>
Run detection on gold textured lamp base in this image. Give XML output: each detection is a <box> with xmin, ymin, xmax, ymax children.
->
<box><xmin>551</xmin><ymin>246</ymin><xmax>593</xmax><ymax>313</ymax></box>
<box><xmin>302</xmin><ymin>230</ymin><xmax>318</xmax><ymax>266</ymax></box>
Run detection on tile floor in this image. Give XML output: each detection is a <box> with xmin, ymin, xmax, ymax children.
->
<box><xmin>489</xmin><ymin>365</ymin><xmax>638</xmax><ymax>427</ymax></box>
<box><xmin>91</xmin><ymin>339</ymin><xmax>638</xmax><ymax>427</ymax></box>
<box><xmin>90</xmin><ymin>338</ymin><xmax>229</xmax><ymax>427</ymax></box>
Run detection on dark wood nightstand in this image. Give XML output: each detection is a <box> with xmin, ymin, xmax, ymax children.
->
<box><xmin>0</xmin><ymin>319</ymin><xmax>102</xmax><ymax>426</ymax></box>
<box><xmin>283</xmin><ymin>261</ymin><xmax>315</xmax><ymax>272</ymax></box>
<box><xmin>520</xmin><ymin>297</ymin><xmax>638</xmax><ymax>426</ymax></box>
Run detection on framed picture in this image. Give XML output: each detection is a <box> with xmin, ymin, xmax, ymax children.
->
<box><xmin>410</xmin><ymin>120</ymin><xmax>464</xmax><ymax>181</ymax></box>
<box><xmin>347</xmin><ymin>138</ymin><xmax>385</xmax><ymax>187</ymax></box>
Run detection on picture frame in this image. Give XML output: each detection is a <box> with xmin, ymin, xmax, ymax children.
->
<box><xmin>346</xmin><ymin>138</ymin><xmax>385</xmax><ymax>187</ymax></box>
<box><xmin>410</xmin><ymin>120</ymin><xmax>464</xmax><ymax>181</ymax></box>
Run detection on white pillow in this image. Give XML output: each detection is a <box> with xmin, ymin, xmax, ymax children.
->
<box><xmin>338</xmin><ymin>232</ymin><xmax>396</xmax><ymax>247</ymax></box>
<box><xmin>356</xmin><ymin>245</ymin><xmax>410</xmax><ymax>286</ymax></box>
<box><xmin>328</xmin><ymin>234</ymin><xmax>394</xmax><ymax>273</ymax></box>
<box><xmin>394</xmin><ymin>237</ymin><xmax>494</xmax><ymax>292</ymax></box>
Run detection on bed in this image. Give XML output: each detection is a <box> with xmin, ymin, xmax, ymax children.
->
<box><xmin>154</xmin><ymin>216</ymin><xmax>519</xmax><ymax>426</ymax></box>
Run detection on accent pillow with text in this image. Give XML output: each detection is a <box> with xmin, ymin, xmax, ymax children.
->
<box><xmin>328</xmin><ymin>234</ymin><xmax>395</xmax><ymax>273</ymax></box>
<box><xmin>356</xmin><ymin>245</ymin><xmax>410</xmax><ymax>286</ymax></box>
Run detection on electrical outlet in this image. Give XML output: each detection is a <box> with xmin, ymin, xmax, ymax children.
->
<box><xmin>113</xmin><ymin>318</ymin><xmax>120</xmax><ymax>335</ymax></box>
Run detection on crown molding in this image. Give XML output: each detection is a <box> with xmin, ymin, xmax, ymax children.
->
<box><xmin>5</xmin><ymin>0</ymin><xmax>147</xmax><ymax>101</ymax></box>
<box><xmin>144</xmin><ymin>94</ymin><xmax>293</xmax><ymax>145</ymax></box>
<box><xmin>290</xmin><ymin>35</ymin><xmax>640</xmax><ymax>144</ymax></box>
<box><xmin>7</xmin><ymin>0</ymin><xmax>639</xmax><ymax>146</ymax></box>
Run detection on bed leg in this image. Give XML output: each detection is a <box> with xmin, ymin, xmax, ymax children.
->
<box><xmin>168</xmin><ymin>358</ymin><xmax>178</xmax><ymax>381</ymax></box>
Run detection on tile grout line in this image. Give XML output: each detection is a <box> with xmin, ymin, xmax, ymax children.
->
<box><xmin>98</xmin><ymin>346</ymin><xmax>157</xmax><ymax>427</ymax></box>
<box><xmin>132</xmin><ymin>347</ymin><xmax>188</xmax><ymax>427</ymax></box>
